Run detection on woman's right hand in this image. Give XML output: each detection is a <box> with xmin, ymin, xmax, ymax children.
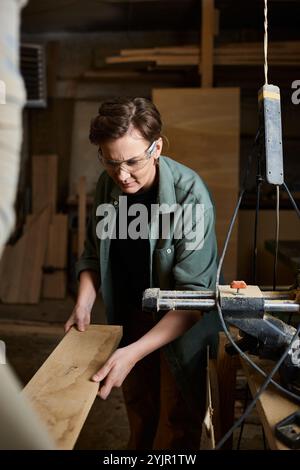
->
<box><xmin>64</xmin><ymin>304</ymin><xmax>91</xmax><ymax>333</ymax></box>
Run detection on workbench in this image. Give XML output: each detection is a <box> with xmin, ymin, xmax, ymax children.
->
<box><xmin>241</xmin><ymin>357</ymin><xmax>300</xmax><ymax>450</ymax></box>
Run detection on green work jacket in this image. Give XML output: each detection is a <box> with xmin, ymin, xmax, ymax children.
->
<box><xmin>76</xmin><ymin>156</ymin><xmax>221</xmax><ymax>410</ymax></box>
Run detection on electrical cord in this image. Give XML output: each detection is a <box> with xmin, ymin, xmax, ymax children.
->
<box><xmin>252</xmin><ymin>152</ymin><xmax>263</xmax><ymax>284</ymax></box>
<box><xmin>283</xmin><ymin>181</ymin><xmax>300</xmax><ymax>219</ymax></box>
<box><xmin>215</xmin><ymin>129</ymin><xmax>261</xmax><ymax>286</ymax></box>
<box><xmin>213</xmin><ymin>130</ymin><xmax>300</xmax><ymax>450</ymax></box>
<box><xmin>214</xmin><ymin>169</ymin><xmax>300</xmax><ymax>427</ymax></box>
<box><xmin>264</xmin><ymin>0</ymin><xmax>269</xmax><ymax>85</ymax></box>
<box><xmin>215</xmin><ymin>321</ymin><xmax>300</xmax><ymax>449</ymax></box>
<box><xmin>273</xmin><ymin>185</ymin><xmax>280</xmax><ymax>291</ymax></box>
<box><xmin>214</xmin><ymin>0</ymin><xmax>300</xmax><ymax>450</ymax></box>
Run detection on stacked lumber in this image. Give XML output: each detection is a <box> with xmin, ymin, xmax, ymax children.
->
<box><xmin>104</xmin><ymin>42</ymin><xmax>300</xmax><ymax>67</ymax></box>
<box><xmin>42</xmin><ymin>214</ymin><xmax>68</xmax><ymax>299</ymax></box>
<box><xmin>0</xmin><ymin>207</ymin><xmax>51</xmax><ymax>303</ymax></box>
<box><xmin>31</xmin><ymin>155</ymin><xmax>68</xmax><ymax>300</ymax></box>
<box><xmin>0</xmin><ymin>155</ymin><xmax>68</xmax><ymax>303</ymax></box>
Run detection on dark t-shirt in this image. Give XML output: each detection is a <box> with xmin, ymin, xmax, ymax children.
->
<box><xmin>110</xmin><ymin>183</ymin><xmax>158</xmax><ymax>322</ymax></box>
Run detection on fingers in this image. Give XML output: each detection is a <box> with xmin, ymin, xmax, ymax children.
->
<box><xmin>98</xmin><ymin>381</ymin><xmax>113</xmax><ymax>400</ymax></box>
<box><xmin>64</xmin><ymin>314</ymin><xmax>89</xmax><ymax>334</ymax></box>
<box><xmin>92</xmin><ymin>363</ymin><xmax>111</xmax><ymax>383</ymax></box>
<box><xmin>64</xmin><ymin>319</ymin><xmax>74</xmax><ymax>334</ymax></box>
<box><xmin>77</xmin><ymin>320</ymin><xmax>86</xmax><ymax>332</ymax></box>
<box><xmin>92</xmin><ymin>363</ymin><xmax>117</xmax><ymax>400</ymax></box>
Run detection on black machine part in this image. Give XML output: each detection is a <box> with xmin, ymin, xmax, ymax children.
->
<box><xmin>275</xmin><ymin>412</ymin><xmax>300</xmax><ymax>449</ymax></box>
<box><xmin>142</xmin><ymin>285</ymin><xmax>300</xmax><ymax>395</ymax></box>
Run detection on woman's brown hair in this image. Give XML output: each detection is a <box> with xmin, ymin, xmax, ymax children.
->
<box><xmin>89</xmin><ymin>97</ymin><xmax>162</xmax><ymax>145</ymax></box>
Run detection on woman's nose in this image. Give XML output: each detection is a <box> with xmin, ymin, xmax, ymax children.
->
<box><xmin>116</xmin><ymin>165</ymin><xmax>131</xmax><ymax>179</ymax></box>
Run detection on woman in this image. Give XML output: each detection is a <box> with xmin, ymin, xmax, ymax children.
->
<box><xmin>65</xmin><ymin>97</ymin><xmax>219</xmax><ymax>450</ymax></box>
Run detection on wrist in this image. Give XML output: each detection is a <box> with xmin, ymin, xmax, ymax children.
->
<box><xmin>125</xmin><ymin>341</ymin><xmax>146</xmax><ymax>365</ymax></box>
<box><xmin>127</xmin><ymin>337</ymin><xmax>154</xmax><ymax>363</ymax></box>
<box><xmin>75</xmin><ymin>301</ymin><xmax>92</xmax><ymax>313</ymax></box>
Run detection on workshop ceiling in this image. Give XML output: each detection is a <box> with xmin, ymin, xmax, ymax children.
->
<box><xmin>21</xmin><ymin>0</ymin><xmax>300</xmax><ymax>36</ymax></box>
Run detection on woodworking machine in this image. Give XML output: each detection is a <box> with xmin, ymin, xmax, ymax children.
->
<box><xmin>142</xmin><ymin>283</ymin><xmax>300</xmax><ymax>395</ymax></box>
<box><xmin>143</xmin><ymin>83</ymin><xmax>300</xmax><ymax>397</ymax></box>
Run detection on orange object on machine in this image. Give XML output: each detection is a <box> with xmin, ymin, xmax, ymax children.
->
<box><xmin>230</xmin><ymin>280</ymin><xmax>247</xmax><ymax>295</ymax></box>
<box><xmin>230</xmin><ymin>280</ymin><xmax>247</xmax><ymax>290</ymax></box>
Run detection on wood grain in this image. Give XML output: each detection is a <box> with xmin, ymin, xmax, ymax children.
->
<box><xmin>201</xmin><ymin>0</ymin><xmax>215</xmax><ymax>86</ymax></box>
<box><xmin>42</xmin><ymin>214</ymin><xmax>68</xmax><ymax>299</ymax></box>
<box><xmin>105</xmin><ymin>42</ymin><xmax>300</xmax><ymax>67</ymax></box>
<box><xmin>153</xmin><ymin>87</ymin><xmax>240</xmax><ymax>281</ymax></box>
<box><xmin>32</xmin><ymin>154</ymin><xmax>58</xmax><ymax>214</ymax></box>
<box><xmin>23</xmin><ymin>325</ymin><xmax>123</xmax><ymax>450</ymax></box>
<box><xmin>217</xmin><ymin>331</ymin><xmax>239</xmax><ymax>449</ymax></box>
<box><xmin>0</xmin><ymin>206</ymin><xmax>51</xmax><ymax>303</ymax></box>
<box><xmin>241</xmin><ymin>358</ymin><xmax>299</xmax><ymax>450</ymax></box>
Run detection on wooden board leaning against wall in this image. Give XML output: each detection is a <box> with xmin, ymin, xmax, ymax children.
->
<box><xmin>153</xmin><ymin>87</ymin><xmax>240</xmax><ymax>282</ymax></box>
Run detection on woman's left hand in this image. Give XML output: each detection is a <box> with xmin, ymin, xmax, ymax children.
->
<box><xmin>92</xmin><ymin>345</ymin><xmax>138</xmax><ymax>400</ymax></box>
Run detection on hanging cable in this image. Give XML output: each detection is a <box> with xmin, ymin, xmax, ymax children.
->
<box><xmin>283</xmin><ymin>181</ymin><xmax>300</xmax><ymax>219</ymax></box>
<box><xmin>253</xmin><ymin>149</ymin><xmax>263</xmax><ymax>284</ymax></box>
<box><xmin>264</xmin><ymin>0</ymin><xmax>269</xmax><ymax>84</ymax></box>
<box><xmin>216</xmin><ymin>321</ymin><xmax>300</xmax><ymax>449</ymax></box>
<box><xmin>273</xmin><ymin>185</ymin><xmax>280</xmax><ymax>290</ymax></box>
<box><xmin>214</xmin><ymin>130</ymin><xmax>300</xmax><ymax>405</ymax></box>
<box><xmin>216</xmin><ymin>130</ymin><xmax>260</xmax><ymax>287</ymax></box>
<box><xmin>213</xmin><ymin>0</ymin><xmax>300</xmax><ymax>449</ymax></box>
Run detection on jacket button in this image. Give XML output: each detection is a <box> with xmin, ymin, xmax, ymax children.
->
<box><xmin>113</xmin><ymin>200</ymin><xmax>118</xmax><ymax>206</ymax></box>
<box><xmin>167</xmin><ymin>248</ymin><xmax>172</xmax><ymax>254</ymax></box>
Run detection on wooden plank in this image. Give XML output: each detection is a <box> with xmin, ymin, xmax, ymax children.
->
<box><xmin>32</xmin><ymin>154</ymin><xmax>58</xmax><ymax>214</ymax></box>
<box><xmin>69</xmin><ymin>102</ymin><xmax>101</xmax><ymax>196</ymax></box>
<box><xmin>241</xmin><ymin>358</ymin><xmax>299</xmax><ymax>450</ymax></box>
<box><xmin>155</xmin><ymin>55</ymin><xmax>198</xmax><ymax>66</ymax></box>
<box><xmin>106</xmin><ymin>55</ymin><xmax>156</xmax><ymax>65</ymax></box>
<box><xmin>208</xmin><ymin>358</ymin><xmax>221</xmax><ymax>442</ymax></box>
<box><xmin>42</xmin><ymin>214</ymin><xmax>68</xmax><ymax>299</ymax></box>
<box><xmin>201</xmin><ymin>350</ymin><xmax>218</xmax><ymax>449</ymax></box>
<box><xmin>44</xmin><ymin>214</ymin><xmax>68</xmax><ymax>269</ymax></box>
<box><xmin>217</xmin><ymin>331</ymin><xmax>239</xmax><ymax>449</ymax></box>
<box><xmin>43</xmin><ymin>271</ymin><xmax>67</xmax><ymax>299</ymax></box>
<box><xmin>78</xmin><ymin>176</ymin><xmax>86</xmax><ymax>258</ymax></box>
<box><xmin>201</xmin><ymin>0</ymin><xmax>215</xmax><ymax>86</ymax></box>
<box><xmin>106</xmin><ymin>53</ymin><xmax>300</xmax><ymax>67</ymax></box>
<box><xmin>105</xmin><ymin>41</ymin><xmax>300</xmax><ymax>68</ymax></box>
<box><xmin>120</xmin><ymin>45</ymin><xmax>199</xmax><ymax>57</ymax></box>
<box><xmin>153</xmin><ymin>87</ymin><xmax>240</xmax><ymax>282</ymax></box>
<box><xmin>0</xmin><ymin>206</ymin><xmax>51</xmax><ymax>303</ymax></box>
<box><xmin>23</xmin><ymin>325</ymin><xmax>123</xmax><ymax>450</ymax></box>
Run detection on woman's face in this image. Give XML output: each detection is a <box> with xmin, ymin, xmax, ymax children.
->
<box><xmin>99</xmin><ymin>127</ymin><xmax>162</xmax><ymax>194</ymax></box>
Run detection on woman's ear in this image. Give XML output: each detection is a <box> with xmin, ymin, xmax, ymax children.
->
<box><xmin>154</xmin><ymin>137</ymin><xmax>163</xmax><ymax>159</ymax></box>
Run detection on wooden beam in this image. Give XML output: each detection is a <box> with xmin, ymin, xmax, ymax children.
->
<box><xmin>32</xmin><ymin>154</ymin><xmax>58</xmax><ymax>214</ymax></box>
<box><xmin>153</xmin><ymin>87</ymin><xmax>240</xmax><ymax>281</ymax></box>
<box><xmin>78</xmin><ymin>176</ymin><xmax>86</xmax><ymax>258</ymax></box>
<box><xmin>217</xmin><ymin>332</ymin><xmax>239</xmax><ymax>449</ymax></box>
<box><xmin>104</xmin><ymin>42</ymin><xmax>300</xmax><ymax>68</ymax></box>
<box><xmin>23</xmin><ymin>325</ymin><xmax>122</xmax><ymax>450</ymax></box>
<box><xmin>0</xmin><ymin>206</ymin><xmax>51</xmax><ymax>303</ymax></box>
<box><xmin>241</xmin><ymin>358</ymin><xmax>299</xmax><ymax>450</ymax></box>
<box><xmin>42</xmin><ymin>214</ymin><xmax>68</xmax><ymax>299</ymax></box>
<box><xmin>201</xmin><ymin>0</ymin><xmax>215</xmax><ymax>87</ymax></box>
